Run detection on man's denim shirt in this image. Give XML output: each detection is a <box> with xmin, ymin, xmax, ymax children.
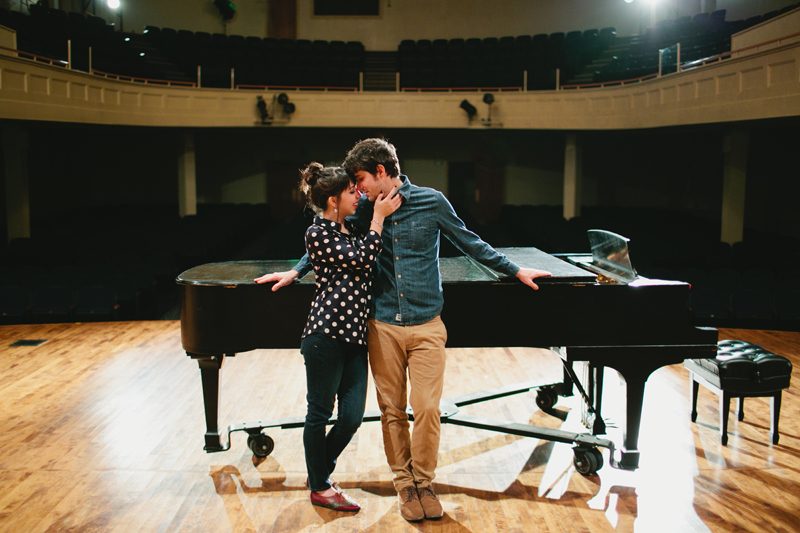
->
<box><xmin>293</xmin><ymin>175</ymin><xmax>520</xmax><ymax>326</ymax></box>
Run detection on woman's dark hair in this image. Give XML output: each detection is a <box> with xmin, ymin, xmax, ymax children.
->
<box><xmin>343</xmin><ymin>138</ymin><xmax>400</xmax><ymax>178</ymax></box>
<box><xmin>299</xmin><ymin>162</ymin><xmax>354</xmax><ymax>215</ymax></box>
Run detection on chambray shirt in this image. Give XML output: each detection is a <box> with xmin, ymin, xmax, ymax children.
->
<box><xmin>294</xmin><ymin>175</ymin><xmax>520</xmax><ymax>326</ymax></box>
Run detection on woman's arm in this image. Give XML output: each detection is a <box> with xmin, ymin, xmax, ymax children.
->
<box><xmin>306</xmin><ymin>228</ymin><xmax>382</xmax><ymax>271</ymax></box>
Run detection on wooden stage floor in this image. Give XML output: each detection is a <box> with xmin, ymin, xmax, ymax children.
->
<box><xmin>0</xmin><ymin>321</ymin><xmax>798</xmax><ymax>533</ymax></box>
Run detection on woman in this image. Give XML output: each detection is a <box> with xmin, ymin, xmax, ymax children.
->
<box><xmin>295</xmin><ymin>162</ymin><xmax>400</xmax><ymax>511</ymax></box>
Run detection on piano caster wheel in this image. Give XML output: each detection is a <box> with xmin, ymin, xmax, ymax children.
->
<box><xmin>536</xmin><ymin>388</ymin><xmax>557</xmax><ymax>411</ymax></box>
<box><xmin>247</xmin><ymin>434</ymin><xmax>274</xmax><ymax>458</ymax></box>
<box><xmin>573</xmin><ymin>447</ymin><xmax>603</xmax><ymax>476</ymax></box>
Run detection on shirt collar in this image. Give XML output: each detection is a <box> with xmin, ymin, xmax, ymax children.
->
<box><xmin>314</xmin><ymin>216</ymin><xmax>345</xmax><ymax>232</ymax></box>
<box><xmin>397</xmin><ymin>174</ymin><xmax>412</xmax><ymax>200</ymax></box>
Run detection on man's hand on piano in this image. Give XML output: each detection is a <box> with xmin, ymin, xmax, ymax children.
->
<box><xmin>254</xmin><ymin>270</ymin><xmax>300</xmax><ymax>291</ymax></box>
<box><xmin>516</xmin><ymin>268</ymin><xmax>552</xmax><ymax>290</ymax></box>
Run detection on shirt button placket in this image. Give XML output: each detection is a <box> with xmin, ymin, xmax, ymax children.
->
<box><xmin>394</xmin><ymin>217</ymin><xmax>404</xmax><ymax>322</ymax></box>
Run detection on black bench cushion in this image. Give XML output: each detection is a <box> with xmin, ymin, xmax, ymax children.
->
<box><xmin>685</xmin><ymin>339</ymin><xmax>793</xmax><ymax>394</ymax></box>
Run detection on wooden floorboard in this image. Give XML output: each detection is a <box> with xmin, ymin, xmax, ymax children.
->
<box><xmin>0</xmin><ymin>322</ymin><xmax>798</xmax><ymax>532</ymax></box>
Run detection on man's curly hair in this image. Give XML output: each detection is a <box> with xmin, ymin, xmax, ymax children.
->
<box><xmin>343</xmin><ymin>138</ymin><xmax>401</xmax><ymax>178</ymax></box>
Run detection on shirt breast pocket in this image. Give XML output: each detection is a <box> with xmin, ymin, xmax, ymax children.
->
<box><xmin>408</xmin><ymin>219</ymin><xmax>437</xmax><ymax>252</ymax></box>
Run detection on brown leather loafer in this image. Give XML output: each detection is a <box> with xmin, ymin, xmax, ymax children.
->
<box><xmin>310</xmin><ymin>488</ymin><xmax>360</xmax><ymax>512</ymax></box>
<box><xmin>418</xmin><ymin>485</ymin><xmax>444</xmax><ymax>519</ymax></box>
<box><xmin>398</xmin><ymin>486</ymin><xmax>424</xmax><ymax>521</ymax></box>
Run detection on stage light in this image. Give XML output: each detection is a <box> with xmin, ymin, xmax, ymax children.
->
<box><xmin>481</xmin><ymin>93</ymin><xmax>501</xmax><ymax>127</ymax></box>
<box><xmin>277</xmin><ymin>93</ymin><xmax>295</xmax><ymax>114</ymax></box>
<box><xmin>214</xmin><ymin>0</ymin><xmax>236</xmax><ymax>20</ymax></box>
<box><xmin>256</xmin><ymin>93</ymin><xmax>295</xmax><ymax>125</ymax></box>
<box><xmin>256</xmin><ymin>95</ymin><xmax>269</xmax><ymax>123</ymax></box>
<box><xmin>460</xmin><ymin>99</ymin><xmax>477</xmax><ymax>119</ymax></box>
<box><xmin>107</xmin><ymin>0</ymin><xmax>123</xmax><ymax>31</ymax></box>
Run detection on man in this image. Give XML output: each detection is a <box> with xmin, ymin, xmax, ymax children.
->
<box><xmin>256</xmin><ymin>138</ymin><xmax>550</xmax><ymax>521</ymax></box>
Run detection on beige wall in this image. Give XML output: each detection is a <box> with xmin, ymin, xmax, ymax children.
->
<box><xmin>297</xmin><ymin>0</ymin><xmax>798</xmax><ymax>50</ymax></box>
<box><xmin>297</xmin><ymin>0</ymin><xmax>646</xmax><ymax>50</ymax></box>
<box><xmin>5</xmin><ymin>0</ymin><xmax>798</xmax><ymax>43</ymax></box>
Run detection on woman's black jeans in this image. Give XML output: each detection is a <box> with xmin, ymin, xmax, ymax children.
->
<box><xmin>301</xmin><ymin>333</ymin><xmax>368</xmax><ymax>492</ymax></box>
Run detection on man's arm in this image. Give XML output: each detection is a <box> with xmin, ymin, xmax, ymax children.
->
<box><xmin>436</xmin><ymin>193</ymin><xmax>551</xmax><ymax>289</ymax></box>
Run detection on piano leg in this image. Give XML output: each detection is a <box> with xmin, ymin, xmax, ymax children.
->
<box><xmin>191</xmin><ymin>353</ymin><xmax>230</xmax><ymax>453</ymax></box>
<box><xmin>584</xmin><ymin>364</ymin><xmax>606</xmax><ymax>435</ymax></box>
<box><xmin>615</xmin><ymin>372</ymin><xmax>644</xmax><ymax>470</ymax></box>
<box><xmin>607</xmin><ymin>362</ymin><xmax>670</xmax><ymax>471</ymax></box>
<box><xmin>567</xmin><ymin>344</ymin><xmax>696</xmax><ymax>471</ymax></box>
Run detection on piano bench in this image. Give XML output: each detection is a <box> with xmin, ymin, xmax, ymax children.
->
<box><xmin>685</xmin><ymin>339</ymin><xmax>792</xmax><ymax>446</ymax></box>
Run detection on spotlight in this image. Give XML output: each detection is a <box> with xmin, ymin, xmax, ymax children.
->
<box><xmin>214</xmin><ymin>0</ymin><xmax>236</xmax><ymax>20</ymax></box>
<box><xmin>483</xmin><ymin>93</ymin><xmax>496</xmax><ymax>124</ymax></box>
<box><xmin>277</xmin><ymin>93</ymin><xmax>295</xmax><ymax>114</ymax></box>
<box><xmin>460</xmin><ymin>99</ymin><xmax>477</xmax><ymax>120</ymax></box>
<box><xmin>107</xmin><ymin>0</ymin><xmax>122</xmax><ymax>31</ymax></box>
<box><xmin>479</xmin><ymin>93</ymin><xmax>502</xmax><ymax>127</ymax></box>
<box><xmin>256</xmin><ymin>95</ymin><xmax>268</xmax><ymax>123</ymax></box>
<box><xmin>255</xmin><ymin>93</ymin><xmax>295</xmax><ymax>125</ymax></box>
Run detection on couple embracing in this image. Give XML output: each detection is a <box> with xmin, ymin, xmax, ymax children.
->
<box><xmin>256</xmin><ymin>138</ymin><xmax>550</xmax><ymax>521</ymax></box>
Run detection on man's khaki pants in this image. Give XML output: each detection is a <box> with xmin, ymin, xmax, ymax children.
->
<box><xmin>367</xmin><ymin>316</ymin><xmax>447</xmax><ymax>491</ymax></box>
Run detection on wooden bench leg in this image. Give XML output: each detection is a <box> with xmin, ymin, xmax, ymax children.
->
<box><xmin>720</xmin><ymin>392</ymin><xmax>731</xmax><ymax>446</ymax></box>
<box><xmin>690</xmin><ymin>375</ymin><xmax>699</xmax><ymax>423</ymax></box>
<box><xmin>770</xmin><ymin>391</ymin><xmax>782</xmax><ymax>445</ymax></box>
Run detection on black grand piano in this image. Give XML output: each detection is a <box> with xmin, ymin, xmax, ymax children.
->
<box><xmin>178</xmin><ymin>230</ymin><xmax>717</xmax><ymax>474</ymax></box>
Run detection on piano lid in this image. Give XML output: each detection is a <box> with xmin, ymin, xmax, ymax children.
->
<box><xmin>176</xmin><ymin>260</ymin><xmax>314</xmax><ymax>286</ymax></box>
<box><xmin>441</xmin><ymin>247</ymin><xmax>597</xmax><ymax>284</ymax></box>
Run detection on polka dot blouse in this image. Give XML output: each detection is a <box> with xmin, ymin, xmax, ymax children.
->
<box><xmin>302</xmin><ymin>216</ymin><xmax>383</xmax><ymax>345</ymax></box>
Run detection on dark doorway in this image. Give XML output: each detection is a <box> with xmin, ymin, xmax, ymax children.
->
<box><xmin>448</xmin><ymin>161</ymin><xmax>476</xmax><ymax>219</ymax></box>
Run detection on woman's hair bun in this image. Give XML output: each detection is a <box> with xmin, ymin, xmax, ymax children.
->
<box><xmin>300</xmin><ymin>161</ymin><xmax>324</xmax><ymax>187</ymax></box>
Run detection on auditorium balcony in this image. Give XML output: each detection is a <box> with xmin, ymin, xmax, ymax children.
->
<box><xmin>1</xmin><ymin>3</ymin><xmax>797</xmax><ymax>92</ymax></box>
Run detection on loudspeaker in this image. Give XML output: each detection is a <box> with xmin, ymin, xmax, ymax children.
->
<box><xmin>214</xmin><ymin>0</ymin><xmax>236</xmax><ymax>20</ymax></box>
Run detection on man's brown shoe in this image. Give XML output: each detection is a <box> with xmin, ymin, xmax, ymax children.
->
<box><xmin>418</xmin><ymin>486</ymin><xmax>444</xmax><ymax>519</ymax></box>
<box><xmin>398</xmin><ymin>486</ymin><xmax>424</xmax><ymax>521</ymax></box>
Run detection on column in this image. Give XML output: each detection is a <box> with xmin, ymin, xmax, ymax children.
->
<box><xmin>563</xmin><ymin>132</ymin><xmax>583</xmax><ymax>221</ymax></box>
<box><xmin>3</xmin><ymin>126</ymin><xmax>31</xmax><ymax>243</ymax></box>
<box><xmin>178</xmin><ymin>130</ymin><xmax>197</xmax><ymax>218</ymax></box>
<box><xmin>720</xmin><ymin>129</ymin><xmax>748</xmax><ymax>244</ymax></box>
